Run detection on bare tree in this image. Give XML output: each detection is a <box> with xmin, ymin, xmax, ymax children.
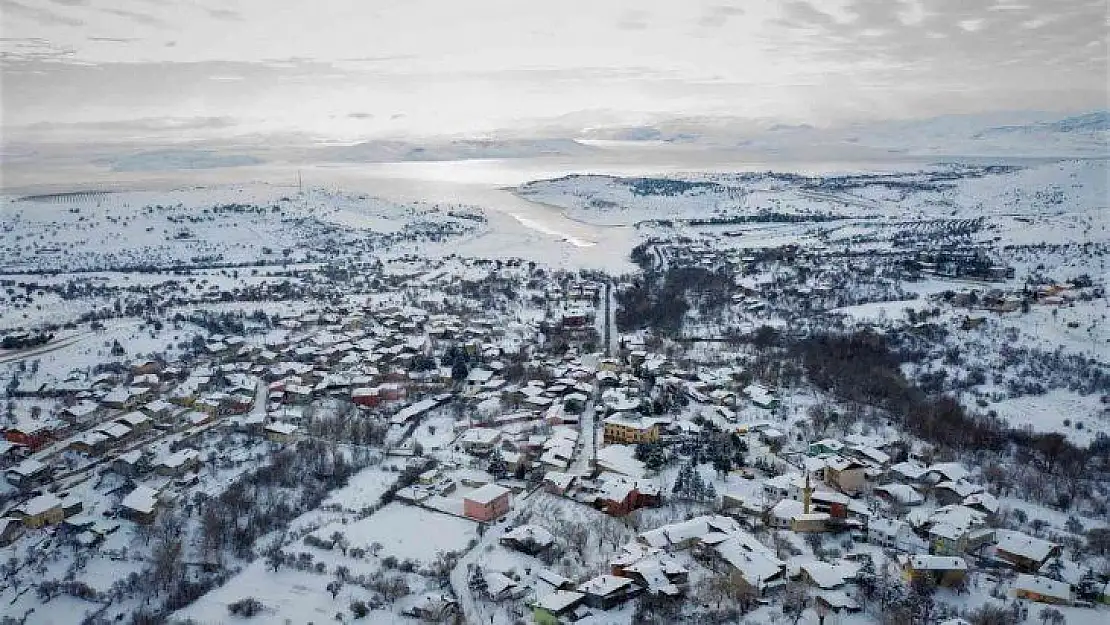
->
<box><xmin>151</xmin><ymin>534</ymin><xmax>183</xmax><ymax>593</ymax></box>
<box><xmin>782</xmin><ymin>581</ymin><xmax>808</xmax><ymax>625</ymax></box>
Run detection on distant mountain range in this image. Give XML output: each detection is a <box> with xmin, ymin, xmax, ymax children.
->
<box><xmin>13</xmin><ymin>110</ymin><xmax>1106</xmax><ymax>178</ymax></box>
<box><xmin>316</xmin><ymin>137</ymin><xmax>598</xmax><ymax>163</ymax></box>
<box><xmin>974</xmin><ymin>111</ymin><xmax>1110</xmax><ymax>137</ymax></box>
<box><xmin>577</xmin><ymin>110</ymin><xmax>1110</xmax><ymax>158</ymax></box>
<box><xmin>100</xmin><ymin>149</ymin><xmax>263</xmax><ymax>172</ymax></box>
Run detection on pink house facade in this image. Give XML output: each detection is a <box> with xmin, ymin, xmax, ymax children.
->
<box><xmin>463</xmin><ymin>484</ymin><xmax>511</xmax><ymax>522</ymax></box>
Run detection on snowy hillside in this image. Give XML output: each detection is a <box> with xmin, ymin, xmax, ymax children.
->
<box><xmin>0</xmin><ymin>185</ymin><xmax>486</xmax><ymax>273</ymax></box>
<box><xmin>517</xmin><ymin>159</ymin><xmax>1109</xmax><ymax>251</ymax></box>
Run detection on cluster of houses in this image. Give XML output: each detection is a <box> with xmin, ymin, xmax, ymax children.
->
<box><xmin>484</xmin><ymin>340</ymin><xmax>1099</xmax><ymax>620</ymax></box>
<box><xmin>520</xmin><ymin>440</ymin><xmax>1087</xmax><ymax>620</ymax></box>
<box><xmin>546</xmin><ymin>280</ymin><xmax>601</xmax><ymax>331</ymax></box>
<box><xmin>912</xmin><ymin>249</ymin><xmax>1014</xmax><ymax>282</ymax></box>
<box><xmin>2</xmin><ymin>278</ymin><xmax>1104</xmax><ymax>620</ymax></box>
<box><xmin>940</xmin><ymin>280</ymin><xmax>1086</xmax><ymax>320</ymax></box>
<box><xmin>720</xmin><ymin>435</ymin><xmax>1087</xmax><ymax>608</ymax></box>
<box><xmin>0</xmin><ymin>304</ymin><xmax>546</xmax><ymax>541</ymax></box>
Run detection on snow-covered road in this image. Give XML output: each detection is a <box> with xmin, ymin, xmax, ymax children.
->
<box><xmin>448</xmin><ymin>487</ymin><xmax>543</xmax><ymax>625</ymax></box>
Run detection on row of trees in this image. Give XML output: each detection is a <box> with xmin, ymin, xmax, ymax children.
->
<box><xmin>617</xmin><ymin>266</ymin><xmax>735</xmax><ymax>337</ymax></box>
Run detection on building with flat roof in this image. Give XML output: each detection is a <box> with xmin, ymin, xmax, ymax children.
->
<box><xmin>463</xmin><ymin>484</ymin><xmax>510</xmax><ymax>522</ymax></box>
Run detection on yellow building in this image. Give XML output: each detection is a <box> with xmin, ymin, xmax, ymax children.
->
<box><xmin>597</xmin><ymin>358</ymin><xmax>621</xmax><ymax>373</ymax></box>
<box><xmin>16</xmin><ymin>494</ymin><xmax>64</xmax><ymax>528</ymax></box>
<box><xmin>900</xmin><ymin>555</ymin><xmax>968</xmax><ymax>588</ymax></box>
<box><xmin>603</xmin><ymin>415</ymin><xmax>660</xmax><ymax>445</ymax></box>
<box><xmin>265</xmin><ymin>422</ymin><xmax>298</xmax><ymax>444</ymax></box>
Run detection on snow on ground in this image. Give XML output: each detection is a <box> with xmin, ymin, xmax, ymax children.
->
<box><xmin>987</xmin><ymin>389</ymin><xmax>1108</xmax><ymax>446</ymax></box>
<box><xmin>174</xmin><ymin>558</ymin><xmax>383</xmax><ymax>625</ymax></box>
<box><xmin>830</xmin><ymin>298</ymin><xmax>933</xmax><ymax>324</ymax></box>
<box><xmin>1005</xmin><ymin>300</ymin><xmax>1109</xmax><ymax>360</ymax></box>
<box><xmin>0</xmin><ymin>318</ymin><xmax>202</xmax><ymax>385</ymax></box>
<box><xmin>409</xmin><ymin>414</ymin><xmax>459</xmax><ymax>451</ymax></box>
<box><xmin>312</xmin><ymin>502</ymin><xmax>477</xmax><ymax>563</ymax></box>
<box><xmin>1</xmin><ymin>154</ymin><xmax>1106</xmax><ymax>625</ymax></box>
<box><xmin>319</xmin><ymin>465</ymin><xmax>400</xmax><ymax>512</ymax></box>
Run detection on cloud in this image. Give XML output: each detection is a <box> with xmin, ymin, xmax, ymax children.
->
<box><xmin>6</xmin><ymin>115</ymin><xmax>242</xmax><ymax>146</ymax></box>
<box><xmin>205</xmin><ymin>8</ymin><xmax>242</xmax><ymax>21</ymax></box>
<box><xmin>615</xmin><ymin>10</ymin><xmax>650</xmax><ymax>31</ymax></box>
<box><xmin>771</xmin><ymin>0</ymin><xmax>1106</xmax><ymax>73</ymax></box>
<box><xmin>0</xmin><ymin>0</ymin><xmax>84</xmax><ymax>27</ymax></box>
<box><xmin>100</xmin><ymin>7</ymin><xmax>166</xmax><ymax>27</ymax></box>
<box><xmin>698</xmin><ymin>5</ymin><xmax>746</xmax><ymax>29</ymax></box>
<box><xmin>33</xmin><ymin>115</ymin><xmax>238</xmax><ymax>132</ymax></box>
<box><xmin>1</xmin><ymin>0</ymin><xmax>1105</xmax><ymax>144</ymax></box>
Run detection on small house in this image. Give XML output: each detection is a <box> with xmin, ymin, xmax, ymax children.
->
<box><xmin>620</xmin><ymin>556</ymin><xmax>688</xmax><ymax>596</ymax></box>
<box><xmin>120</xmin><ymin>485</ymin><xmax>160</xmax><ymax>524</ymax></box>
<box><xmin>808</xmin><ymin>438</ymin><xmax>845</xmax><ymax>457</ymax></box>
<box><xmin>934</xmin><ymin>480</ymin><xmax>984</xmax><ymax>506</ymax></box>
<box><xmin>868</xmin><ymin>518</ymin><xmax>922</xmax><ymax>552</ymax></box>
<box><xmin>1013</xmin><ymin>574</ymin><xmax>1072</xmax><ymax>605</ymax></box>
<box><xmin>5</xmin><ymin>458</ymin><xmax>52</xmax><ymax>489</ymax></box>
<box><xmin>463</xmin><ymin>484</ymin><xmax>511</xmax><ymax>522</ymax></box>
<box><xmin>62</xmin><ymin>401</ymin><xmax>102</xmax><ymax>425</ymax></box>
<box><xmin>116</xmin><ymin>411</ymin><xmax>153</xmax><ymax>434</ymax></box>
<box><xmin>460</xmin><ymin>428</ymin><xmax>501</xmax><ymax>455</ymax></box>
<box><xmin>265</xmin><ymin>422</ymin><xmax>298</xmax><ymax>444</ymax></box>
<box><xmin>141</xmin><ymin>399</ymin><xmax>176</xmax><ymax>423</ymax></box>
<box><xmin>874</xmin><ymin>483</ymin><xmax>925</xmax><ymax>507</ymax></box>
<box><xmin>500</xmin><ymin>524</ymin><xmax>555</xmax><ymax>555</ymax></box>
<box><xmin>4</xmin><ymin>422</ymin><xmax>54</xmax><ymax>451</ymax></box>
<box><xmin>69</xmin><ymin>430</ymin><xmax>111</xmax><ymax>455</ymax></box>
<box><xmin>713</xmin><ymin>532</ymin><xmax>787</xmax><ymax>594</ymax></box>
<box><xmin>742</xmin><ymin>384</ymin><xmax>778</xmax><ymax>409</ymax></box>
<box><xmin>900</xmin><ymin>555</ymin><xmax>968</xmax><ymax>588</ymax></box>
<box><xmin>791</xmin><ymin>512</ymin><xmax>831</xmax><ymax>533</ymax></box>
<box><xmin>543</xmin><ymin>472</ymin><xmax>576</xmax><ymax>495</ymax></box>
<box><xmin>576</xmin><ymin>574</ymin><xmax>640</xmax><ymax>610</ymax></box>
<box><xmin>351</xmin><ymin>387</ymin><xmax>381</xmax><ymax>408</ymax></box>
<box><xmin>155</xmin><ymin>448</ymin><xmax>201</xmax><ymax>476</ymax></box>
<box><xmin>994</xmin><ymin>530</ymin><xmax>1061</xmax><ymax>573</ymax></box>
<box><xmin>532</xmin><ymin>590</ymin><xmax>584</xmax><ymax>625</ymax></box>
<box><xmin>14</xmin><ymin>493</ymin><xmax>64</xmax><ymax>528</ymax></box>
<box><xmin>112</xmin><ymin>449</ymin><xmax>148</xmax><ymax>478</ymax></box>
<box><xmin>824</xmin><ymin>456</ymin><xmax>868</xmax><ymax>495</ymax></box>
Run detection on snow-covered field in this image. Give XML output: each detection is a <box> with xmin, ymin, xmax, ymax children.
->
<box><xmin>311</xmin><ymin>502</ymin><xmax>477</xmax><ymax>563</ymax></box>
<box><xmin>174</xmin><ymin>559</ymin><xmax>383</xmax><ymax>625</ymax></box>
<box><xmin>988</xmin><ymin>390</ymin><xmax>1108</xmax><ymax>446</ymax></box>
<box><xmin>0</xmin><ymin>150</ymin><xmax>1107</xmax><ymax>625</ymax></box>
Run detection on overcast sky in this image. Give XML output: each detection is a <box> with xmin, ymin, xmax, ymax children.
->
<box><xmin>1</xmin><ymin>0</ymin><xmax>1107</xmax><ymax>142</ymax></box>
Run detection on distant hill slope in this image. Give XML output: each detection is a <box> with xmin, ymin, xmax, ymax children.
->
<box><xmin>974</xmin><ymin>111</ymin><xmax>1110</xmax><ymax>136</ymax></box>
<box><xmin>317</xmin><ymin>138</ymin><xmax>598</xmax><ymax>162</ymax></box>
<box><xmin>578</xmin><ymin>110</ymin><xmax>1110</xmax><ymax>157</ymax></box>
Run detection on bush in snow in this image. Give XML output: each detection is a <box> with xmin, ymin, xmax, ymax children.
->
<box><xmin>228</xmin><ymin>597</ymin><xmax>264</xmax><ymax>617</ymax></box>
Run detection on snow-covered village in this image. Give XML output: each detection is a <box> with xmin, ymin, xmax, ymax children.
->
<box><xmin>0</xmin><ymin>150</ymin><xmax>1107</xmax><ymax>625</ymax></box>
<box><xmin>2</xmin><ymin>2</ymin><xmax>1109</xmax><ymax>623</ymax></box>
